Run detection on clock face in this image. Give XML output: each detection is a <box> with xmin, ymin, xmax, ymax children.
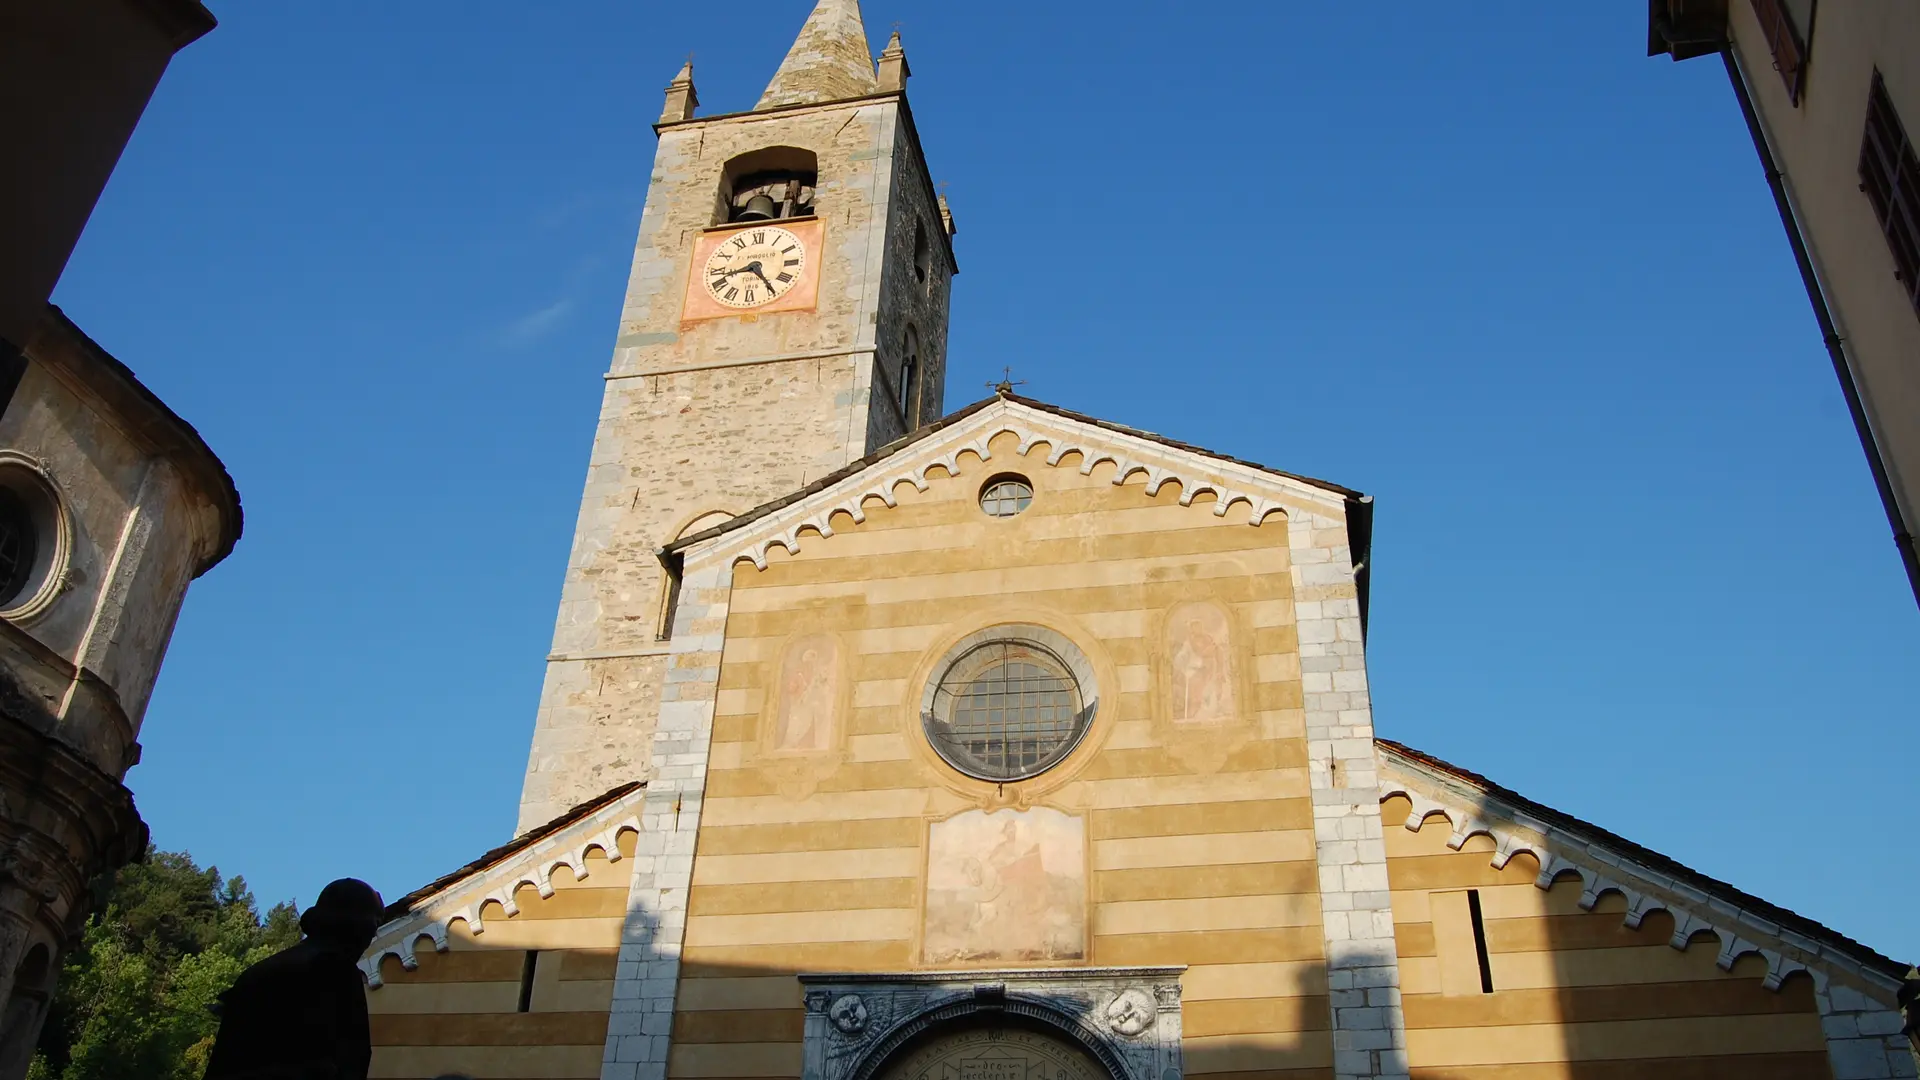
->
<box><xmin>702</xmin><ymin>225</ymin><xmax>807</xmax><ymax>309</ymax></box>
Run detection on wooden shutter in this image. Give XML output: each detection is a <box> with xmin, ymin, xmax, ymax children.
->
<box><xmin>1859</xmin><ymin>72</ymin><xmax>1920</xmax><ymax>317</ymax></box>
<box><xmin>1750</xmin><ymin>0</ymin><xmax>1808</xmax><ymax>105</ymax></box>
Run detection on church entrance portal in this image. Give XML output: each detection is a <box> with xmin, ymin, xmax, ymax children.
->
<box><xmin>875</xmin><ymin>1023</ymin><xmax>1113</xmax><ymax>1080</ymax></box>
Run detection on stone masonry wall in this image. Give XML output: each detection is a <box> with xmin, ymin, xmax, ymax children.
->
<box><xmin>519</xmin><ymin>91</ymin><xmax>953</xmax><ymax>831</ymax></box>
<box><xmin>866</xmin><ymin>106</ymin><xmax>953</xmax><ymax>446</ymax></box>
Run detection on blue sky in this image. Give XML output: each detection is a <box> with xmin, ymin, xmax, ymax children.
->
<box><xmin>57</xmin><ymin>3</ymin><xmax>1917</xmax><ymax>961</ymax></box>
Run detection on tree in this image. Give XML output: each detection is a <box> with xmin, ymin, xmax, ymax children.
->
<box><xmin>29</xmin><ymin>848</ymin><xmax>300</xmax><ymax>1080</ymax></box>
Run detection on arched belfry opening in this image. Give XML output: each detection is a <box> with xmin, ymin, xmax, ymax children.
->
<box><xmin>717</xmin><ymin>145</ymin><xmax>817</xmax><ymax>224</ymax></box>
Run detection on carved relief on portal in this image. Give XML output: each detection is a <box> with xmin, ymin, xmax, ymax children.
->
<box><xmin>1104</xmin><ymin>988</ymin><xmax>1157</xmax><ymax>1036</ymax></box>
<box><xmin>1151</xmin><ymin>596</ymin><xmax>1256</xmax><ymax>773</ymax></box>
<box><xmin>754</xmin><ymin>631</ymin><xmax>850</xmax><ymax>798</ymax></box>
<box><xmin>923</xmin><ymin>807</ymin><xmax>1087</xmax><ymax>965</ymax></box>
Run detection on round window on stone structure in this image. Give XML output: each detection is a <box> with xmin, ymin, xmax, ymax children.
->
<box><xmin>0</xmin><ymin>459</ymin><xmax>68</xmax><ymax>620</ymax></box>
<box><xmin>979</xmin><ymin>475</ymin><xmax>1033</xmax><ymax>518</ymax></box>
<box><xmin>921</xmin><ymin>626</ymin><xmax>1098</xmax><ymax>782</ymax></box>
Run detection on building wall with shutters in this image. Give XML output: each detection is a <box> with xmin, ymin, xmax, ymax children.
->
<box><xmin>1725</xmin><ymin>0</ymin><xmax>1920</xmax><ymax>588</ymax></box>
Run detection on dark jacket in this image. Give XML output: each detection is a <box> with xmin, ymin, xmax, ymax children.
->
<box><xmin>202</xmin><ymin>937</ymin><xmax>371</xmax><ymax>1080</ymax></box>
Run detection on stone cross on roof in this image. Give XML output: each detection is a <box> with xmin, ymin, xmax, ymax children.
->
<box><xmin>756</xmin><ymin>0</ymin><xmax>878</xmax><ymax>110</ymax></box>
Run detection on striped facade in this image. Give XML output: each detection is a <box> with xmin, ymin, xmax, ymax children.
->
<box><xmin>676</xmin><ymin>428</ymin><xmax>1332</xmax><ymax>1080</ymax></box>
<box><xmin>367</xmin><ymin>832</ymin><xmax>636</xmax><ymax>1078</ymax></box>
<box><xmin>1382</xmin><ymin>796</ymin><xmax>1829</xmax><ymax>1080</ymax></box>
<box><xmin>358</xmin><ymin>408</ymin><xmax>1914</xmax><ymax>1080</ymax></box>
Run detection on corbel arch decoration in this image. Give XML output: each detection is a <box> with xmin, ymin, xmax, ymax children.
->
<box><xmin>1377</xmin><ymin>779</ymin><xmax>1891</xmax><ymax>998</ymax></box>
<box><xmin>359</xmin><ymin>793</ymin><xmax>645</xmax><ymax>987</ymax></box>
<box><xmin>690</xmin><ymin>401</ymin><xmax>1339</xmax><ymax>574</ymax></box>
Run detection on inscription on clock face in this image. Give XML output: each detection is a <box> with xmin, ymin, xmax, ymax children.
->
<box><xmin>703</xmin><ymin>225</ymin><xmax>807</xmax><ymax>308</ymax></box>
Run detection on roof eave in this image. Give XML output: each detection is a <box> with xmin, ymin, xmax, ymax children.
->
<box><xmin>1379</xmin><ymin>739</ymin><xmax>1911</xmax><ymax>981</ymax></box>
<box><xmin>663</xmin><ymin>393</ymin><xmax>1366</xmax><ymax>558</ymax></box>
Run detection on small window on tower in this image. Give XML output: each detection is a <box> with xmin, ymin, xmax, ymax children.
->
<box><xmin>913</xmin><ymin>220</ymin><xmax>931</xmax><ymax>286</ymax></box>
<box><xmin>718</xmin><ymin>147</ymin><xmax>817</xmax><ymax>224</ymax></box>
<box><xmin>900</xmin><ymin>325</ymin><xmax>922</xmax><ymax>428</ymax></box>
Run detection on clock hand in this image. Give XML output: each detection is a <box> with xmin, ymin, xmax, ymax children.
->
<box><xmin>743</xmin><ymin>262</ymin><xmax>775</xmax><ymax>289</ymax></box>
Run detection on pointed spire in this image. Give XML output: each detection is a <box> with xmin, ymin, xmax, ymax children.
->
<box><xmin>661</xmin><ymin>60</ymin><xmax>698</xmax><ymax>123</ymax></box>
<box><xmin>876</xmin><ymin>30</ymin><xmax>910</xmax><ymax>93</ymax></box>
<box><xmin>755</xmin><ymin>0</ymin><xmax>877</xmax><ymax>111</ymax></box>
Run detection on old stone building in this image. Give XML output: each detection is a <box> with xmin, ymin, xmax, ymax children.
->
<box><xmin>0</xmin><ymin>309</ymin><xmax>241</xmax><ymax>1077</ymax></box>
<box><xmin>362</xmin><ymin>4</ymin><xmax>1919</xmax><ymax>1080</ymax></box>
<box><xmin>0</xmin><ymin>3</ymin><xmax>238</xmax><ymax>1075</ymax></box>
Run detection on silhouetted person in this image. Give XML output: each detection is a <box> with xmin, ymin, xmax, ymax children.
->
<box><xmin>203</xmin><ymin>877</ymin><xmax>385</xmax><ymax>1080</ymax></box>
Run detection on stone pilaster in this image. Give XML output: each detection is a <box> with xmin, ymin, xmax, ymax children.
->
<box><xmin>601</xmin><ymin>561</ymin><xmax>731</xmax><ymax>1080</ymax></box>
<box><xmin>1289</xmin><ymin>511</ymin><xmax>1408</xmax><ymax>1080</ymax></box>
<box><xmin>1817</xmin><ymin>975</ymin><xmax>1919</xmax><ymax>1080</ymax></box>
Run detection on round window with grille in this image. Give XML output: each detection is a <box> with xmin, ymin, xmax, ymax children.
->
<box><xmin>979</xmin><ymin>476</ymin><xmax>1033</xmax><ymax>518</ymax></box>
<box><xmin>921</xmin><ymin>626</ymin><xmax>1098</xmax><ymax>782</ymax></box>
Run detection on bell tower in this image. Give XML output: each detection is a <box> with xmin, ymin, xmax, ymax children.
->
<box><xmin>516</xmin><ymin>0</ymin><xmax>955</xmax><ymax>830</ymax></box>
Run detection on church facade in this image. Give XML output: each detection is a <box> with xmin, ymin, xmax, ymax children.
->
<box><xmin>359</xmin><ymin>5</ymin><xmax>1918</xmax><ymax>1080</ymax></box>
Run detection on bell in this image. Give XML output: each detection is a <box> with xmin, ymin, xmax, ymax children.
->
<box><xmin>736</xmin><ymin>194</ymin><xmax>777</xmax><ymax>221</ymax></box>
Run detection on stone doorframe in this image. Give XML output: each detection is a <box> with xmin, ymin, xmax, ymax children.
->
<box><xmin>799</xmin><ymin>967</ymin><xmax>1187</xmax><ymax>1080</ymax></box>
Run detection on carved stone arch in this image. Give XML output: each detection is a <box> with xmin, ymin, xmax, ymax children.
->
<box><xmin>801</xmin><ymin>969</ymin><xmax>1184</xmax><ymax>1080</ymax></box>
<box><xmin>852</xmin><ymin>996</ymin><xmax>1127</xmax><ymax>1080</ymax></box>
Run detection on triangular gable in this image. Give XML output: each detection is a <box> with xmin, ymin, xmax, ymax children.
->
<box><xmin>1378</xmin><ymin>739</ymin><xmax>1908</xmax><ymax>1009</ymax></box>
<box><xmin>667</xmin><ymin>394</ymin><xmax>1370</xmax><ymax>574</ymax></box>
<box><xmin>358</xmin><ymin>783</ymin><xmax>645</xmax><ymax>986</ymax></box>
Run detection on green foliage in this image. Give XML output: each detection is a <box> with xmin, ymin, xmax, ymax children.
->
<box><xmin>29</xmin><ymin>847</ymin><xmax>300</xmax><ymax>1080</ymax></box>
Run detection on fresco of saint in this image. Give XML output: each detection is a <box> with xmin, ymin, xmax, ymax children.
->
<box><xmin>1168</xmin><ymin>601</ymin><xmax>1235</xmax><ymax>723</ymax></box>
<box><xmin>924</xmin><ymin>808</ymin><xmax>1085</xmax><ymax>964</ymax></box>
<box><xmin>773</xmin><ymin>633</ymin><xmax>839</xmax><ymax>752</ymax></box>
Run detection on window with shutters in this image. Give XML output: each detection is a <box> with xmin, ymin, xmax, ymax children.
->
<box><xmin>1750</xmin><ymin>0</ymin><xmax>1810</xmax><ymax>105</ymax></box>
<box><xmin>1859</xmin><ymin>71</ymin><xmax>1920</xmax><ymax>318</ymax></box>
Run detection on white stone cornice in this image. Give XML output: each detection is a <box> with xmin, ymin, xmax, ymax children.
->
<box><xmin>1378</xmin><ymin>756</ymin><xmax>1916</xmax><ymax>1080</ymax></box>
<box><xmin>358</xmin><ymin>786</ymin><xmax>647</xmax><ymax>988</ymax></box>
<box><xmin>1378</xmin><ymin>755</ymin><xmax>1903</xmax><ymax>1001</ymax></box>
<box><xmin>682</xmin><ymin>398</ymin><xmax>1354</xmax><ymax>573</ymax></box>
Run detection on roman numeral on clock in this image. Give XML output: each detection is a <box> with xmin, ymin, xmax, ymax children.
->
<box><xmin>776</xmin><ymin>272</ymin><xmax>793</xmax><ymax>283</ymax></box>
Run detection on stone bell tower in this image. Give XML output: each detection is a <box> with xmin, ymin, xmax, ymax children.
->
<box><xmin>516</xmin><ymin>0</ymin><xmax>956</xmax><ymax>830</ymax></box>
